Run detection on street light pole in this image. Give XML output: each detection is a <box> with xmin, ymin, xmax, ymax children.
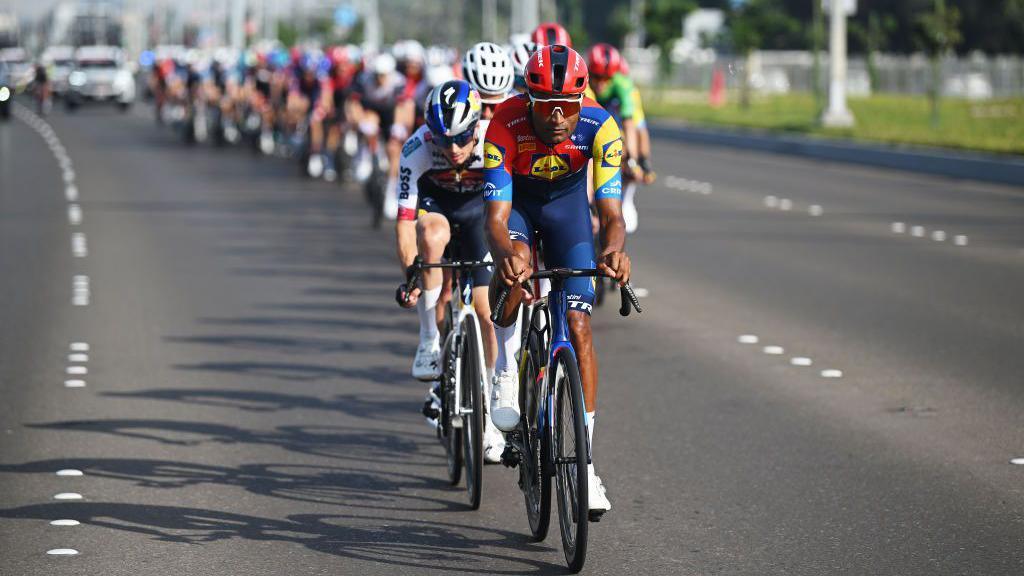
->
<box><xmin>822</xmin><ymin>0</ymin><xmax>855</xmax><ymax>127</ymax></box>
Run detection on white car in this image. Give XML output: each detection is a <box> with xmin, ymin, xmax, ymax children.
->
<box><xmin>66</xmin><ymin>45</ymin><xmax>135</xmax><ymax>111</ymax></box>
<box><xmin>0</xmin><ymin>47</ymin><xmax>33</xmax><ymax>91</ymax></box>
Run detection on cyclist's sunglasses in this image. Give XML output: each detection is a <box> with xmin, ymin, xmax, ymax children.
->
<box><xmin>432</xmin><ymin>128</ymin><xmax>476</xmax><ymax>148</ymax></box>
<box><xmin>528</xmin><ymin>91</ymin><xmax>584</xmax><ymax>118</ymax></box>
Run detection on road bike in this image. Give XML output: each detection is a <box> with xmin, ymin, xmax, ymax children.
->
<box><xmin>492</xmin><ymin>268</ymin><xmax>641</xmax><ymax>572</ymax></box>
<box><xmin>403</xmin><ymin>252</ymin><xmax>492</xmax><ymax>509</ymax></box>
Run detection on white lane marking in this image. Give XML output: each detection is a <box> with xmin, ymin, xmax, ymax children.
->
<box><xmin>698</xmin><ymin>182</ymin><xmax>713</xmax><ymax>195</ymax></box>
<box><xmin>65</xmin><ymin>185</ymin><xmax>79</xmax><ymax>201</ymax></box>
<box><xmin>779</xmin><ymin>198</ymin><xmax>793</xmax><ymax>211</ymax></box>
<box><xmin>72</xmin><ymin>275</ymin><xmax>90</xmax><ymax>306</ymax></box>
<box><xmin>764</xmin><ymin>195</ymin><xmax>779</xmax><ymax>208</ymax></box>
<box><xmin>55</xmin><ymin>469</ymin><xmax>84</xmax><ymax>476</ymax></box>
<box><xmin>46</xmin><ymin>549</ymin><xmax>79</xmax><ymax>556</ymax></box>
<box><xmin>50</xmin><ymin>519</ymin><xmax>81</xmax><ymax>526</ymax></box>
<box><xmin>911</xmin><ymin>225</ymin><xmax>925</xmax><ymax>237</ymax></box>
<box><xmin>71</xmin><ymin>233</ymin><xmax>88</xmax><ymax>257</ymax></box>
<box><xmin>66</xmin><ymin>366</ymin><xmax>87</xmax><ymax>375</ymax></box>
<box><xmin>53</xmin><ymin>493</ymin><xmax>83</xmax><ymax>500</ymax></box>
<box><xmin>790</xmin><ymin>357</ymin><xmax>813</xmax><ymax>366</ymax></box>
<box><xmin>737</xmin><ymin>334</ymin><xmax>759</xmax><ymax>344</ymax></box>
<box><xmin>763</xmin><ymin>345</ymin><xmax>785</xmax><ymax>355</ymax></box>
<box><xmin>808</xmin><ymin>204</ymin><xmax>823</xmax><ymax>217</ymax></box>
<box><xmin>62</xmin><ymin>169</ymin><xmax>75</xmax><ymax>184</ymax></box>
<box><xmin>68</xmin><ymin>353</ymin><xmax>89</xmax><ymax>362</ymax></box>
<box><xmin>67</xmin><ymin>204</ymin><xmax>82</xmax><ymax>225</ymax></box>
<box><xmin>891</xmin><ymin>222</ymin><xmax>906</xmax><ymax>234</ymax></box>
<box><xmin>1011</xmin><ymin>458</ymin><xmax>1024</xmax><ymax>465</ymax></box>
<box><xmin>820</xmin><ymin>369</ymin><xmax>844</xmax><ymax>378</ymax></box>
<box><xmin>931</xmin><ymin>230</ymin><xmax>946</xmax><ymax>242</ymax></box>
<box><xmin>954</xmin><ymin>235</ymin><xmax>969</xmax><ymax>246</ymax></box>
<box><xmin>70</xmin><ymin>342</ymin><xmax>90</xmax><ymax>352</ymax></box>
<box><xmin>64</xmin><ymin>380</ymin><xmax>87</xmax><ymax>388</ymax></box>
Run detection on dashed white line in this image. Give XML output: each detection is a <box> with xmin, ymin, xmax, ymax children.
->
<box><xmin>911</xmin><ymin>225</ymin><xmax>925</xmax><ymax>237</ymax></box>
<box><xmin>72</xmin><ymin>275</ymin><xmax>90</xmax><ymax>306</ymax></box>
<box><xmin>764</xmin><ymin>195</ymin><xmax>778</xmax><ymax>208</ymax></box>
<box><xmin>891</xmin><ymin>222</ymin><xmax>906</xmax><ymax>234</ymax></box>
<box><xmin>954</xmin><ymin>235</ymin><xmax>969</xmax><ymax>246</ymax></box>
<box><xmin>64</xmin><ymin>380</ymin><xmax>86</xmax><ymax>388</ymax></box>
<box><xmin>66</xmin><ymin>366</ymin><xmax>87</xmax><ymax>375</ymax></box>
<box><xmin>67</xmin><ymin>204</ymin><xmax>82</xmax><ymax>225</ymax></box>
<box><xmin>68</xmin><ymin>353</ymin><xmax>89</xmax><ymax>363</ymax></box>
<box><xmin>50</xmin><ymin>519</ymin><xmax>81</xmax><ymax>527</ymax></box>
<box><xmin>737</xmin><ymin>334</ymin><xmax>759</xmax><ymax>344</ymax></box>
<box><xmin>65</xmin><ymin>185</ymin><xmax>79</xmax><ymax>201</ymax></box>
<box><xmin>808</xmin><ymin>204</ymin><xmax>823</xmax><ymax>217</ymax></box>
<box><xmin>779</xmin><ymin>198</ymin><xmax>793</xmax><ymax>211</ymax></box>
<box><xmin>763</xmin><ymin>345</ymin><xmax>785</xmax><ymax>355</ymax></box>
<box><xmin>46</xmin><ymin>548</ymin><xmax>79</xmax><ymax>556</ymax></box>
<box><xmin>70</xmin><ymin>342</ymin><xmax>90</xmax><ymax>352</ymax></box>
<box><xmin>931</xmin><ymin>230</ymin><xmax>947</xmax><ymax>242</ymax></box>
<box><xmin>62</xmin><ymin>169</ymin><xmax>76</xmax><ymax>184</ymax></box>
<box><xmin>790</xmin><ymin>357</ymin><xmax>813</xmax><ymax>366</ymax></box>
<box><xmin>820</xmin><ymin>369</ymin><xmax>844</xmax><ymax>378</ymax></box>
<box><xmin>53</xmin><ymin>493</ymin><xmax>83</xmax><ymax>500</ymax></box>
<box><xmin>71</xmin><ymin>233</ymin><xmax>88</xmax><ymax>257</ymax></box>
<box><xmin>55</xmin><ymin>469</ymin><xmax>84</xmax><ymax>477</ymax></box>
<box><xmin>1010</xmin><ymin>458</ymin><xmax>1024</xmax><ymax>465</ymax></box>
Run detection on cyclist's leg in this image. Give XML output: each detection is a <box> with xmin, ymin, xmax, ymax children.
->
<box><xmin>450</xmin><ymin>194</ymin><xmax>496</xmax><ymax>376</ymax></box>
<box><xmin>415</xmin><ymin>204</ymin><xmax>450</xmax><ymax>341</ymax></box>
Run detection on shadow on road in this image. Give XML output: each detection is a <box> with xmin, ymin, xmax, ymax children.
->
<box><xmin>0</xmin><ymin>502</ymin><xmax>566</xmax><ymax>574</ymax></box>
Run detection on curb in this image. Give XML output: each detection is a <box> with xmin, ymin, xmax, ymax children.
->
<box><xmin>649</xmin><ymin>122</ymin><xmax>1024</xmax><ymax>188</ymax></box>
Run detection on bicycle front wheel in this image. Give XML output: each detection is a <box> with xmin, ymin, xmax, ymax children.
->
<box><xmin>552</xmin><ymin>347</ymin><xmax>588</xmax><ymax>572</ymax></box>
<box><xmin>520</xmin><ymin>323</ymin><xmax>550</xmax><ymax>541</ymax></box>
<box><xmin>460</xmin><ymin>317</ymin><xmax>484</xmax><ymax>510</ymax></box>
<box><xmin>441</xmin><ymin>331</ymin><xmax>462</xmax><ymax>486</ymax></box>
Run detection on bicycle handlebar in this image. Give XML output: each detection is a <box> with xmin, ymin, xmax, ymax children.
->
<box><xmin>489</xmin><ymin>268</ymin><xmax>643</xmax><ymax>323</ymax></box>
<box><xmin>396</xmin><ymin>257</ymin><xmax>495</xmax><ymax>307</ymax></box>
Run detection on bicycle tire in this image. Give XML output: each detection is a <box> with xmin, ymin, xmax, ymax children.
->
<box><xmin>460</xmin><ymin>317</ymin><xmax>484</xmax><ymax>510</ymax></box>
<box><xmin>552</xmin><ymin>347</ymin><xmax>588</xmax><ymax>572</ymax></box>
<box><xmin>520</xmin><ymin>321</ymin><xmax>551</xmax><ymax>541</ymax></box>
<box><xmin>441</xmin><ymin>331</ymin><xmax>462</xmax><ymax>486</ymax></box>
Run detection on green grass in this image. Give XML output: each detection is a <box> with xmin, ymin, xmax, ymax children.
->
<box><xmin>643</xmin><ymin>90</ymin><xmax>1024</xmax><ymax>155</ymax></box>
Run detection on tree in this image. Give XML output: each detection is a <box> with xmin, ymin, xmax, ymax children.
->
<box><xmin>849</xmin><ymin>11</ymin><xmax>897</xmax><ymax>92</ymax></box>
<box><xmin>726</xmin><ymin>0</ymin><xmax>802</xmax><ymax>108</ymax></box>
<box><xmin>644</xmin><ymin>0</ymin><xmax>698</xmax><ymax>77</ymax></box>
<box><xmin>916</xmin><ymin>0</ymin><xmax>962</xmax><ymax>126</ymax></box>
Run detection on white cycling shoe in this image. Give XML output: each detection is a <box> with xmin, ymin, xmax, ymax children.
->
<box><xmin>307</xmin><ymin>154</ymin><xmax>324</xmax><ymax>179</ymax></box>
<box><xmin>490</xmin><ymin>370</ymin><xmax>520</xmax><ymax>432</ymax></box>
<box><xmin>483</xmin><ymin>419</ymin><xmax>506</xmax><ymax>464</ymax></box>
<box><xmin>588</xmin><ymin>469</ymin><xmax>612</xmax><ymax>520</ymax></box>
<box><xmin>411</xmin><ymin>340</ymin><xmax>441</xmax><ymax>381</ymax></box>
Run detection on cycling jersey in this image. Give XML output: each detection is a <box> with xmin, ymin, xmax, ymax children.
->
<box><xmin>483</xmin><ymin>95</ymin><xmax>623</xmax><ymax>313</ymax></box>
<box><xmin>397</xmin><ymin>123</ymin><xmax>492</xmax><ymax>287</ymax></box>
<box><xmin>585</xmin><ymin>73</ymin><xmax>636</xmax><ymax>123</ymax></box>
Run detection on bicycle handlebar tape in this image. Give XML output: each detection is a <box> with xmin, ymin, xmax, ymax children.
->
<box><xmin>491</xmin><ymin>286</ymin><xmax>511</xmax><ymax>325</ymax></box>
<box><xmin>396</xmin><ymin>284</ymin><xmax>410</xmax><ymax>307</ymax></box>
<box><xmin>619</xmin><ymin>283</ymin><xmax>643</xmax><ymax>317</ymax></box>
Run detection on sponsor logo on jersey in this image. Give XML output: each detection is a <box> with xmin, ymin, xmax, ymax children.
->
<box><xmin>518</xmin><ymin>142</ymin><xmax>537</xmax><ymax>153</ymax></box>
<box><xmin>516</xmin><ymin>134</ymin><xmax>535</xmax><ymax>142</ymax></box>
<box><xmin>483</xmin><ymin>142</ymin><xmax>504</xmax><ymax>169</ymax></box>
<box><xmin>601</xmin><ymin>138</ymin><xmax>623</xmax><ymax>168</ymax></box>
<box><xmin>483</xmin><ymin>181</ymin><xmax>500</xmax><ymax>198</ymax></box>
<box><xmin>530</xmin><ymin>154</ymin><xmax>571</xmax><ymax>180</ymax></box>
<box><xmin>580</xmin><ymin>116</ymin><xmax>601</xmax><ymax>126</ymax></box>
<box><xmin>506</xmin><ymin>116</ymin><xmax>526</xmax><ymax>128</ymax></box>
<box><xmin>402</xmin><ymin>137</ymin><xmax>422</xmax><ymax>157</ymax></box>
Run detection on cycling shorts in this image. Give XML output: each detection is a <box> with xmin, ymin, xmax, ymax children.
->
<box><xmin>418</xmin><ymin>189</ymin><xmax>493</xmax><ymax>289</ymax></box>
<box><xmin>507</xmin><ymin>189</ymin><xmax>596</xmax><ymax>315</ymax></box>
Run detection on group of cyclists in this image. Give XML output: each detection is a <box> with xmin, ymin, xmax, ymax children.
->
<box><xmin>151</xmin><ymin>21</ymin><xmax>658</xmax><ymax>522</ymax></box>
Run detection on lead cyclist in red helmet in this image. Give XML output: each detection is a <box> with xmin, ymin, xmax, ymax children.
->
<box><xmin>484</xmin><ymin>44</ymin><xmax>630</xmax><ymax>516</ymax></box>
<box><xmin>531</xmin><ymin>22</ymin><xmax>573</xmax><ymax>48</ymax></box>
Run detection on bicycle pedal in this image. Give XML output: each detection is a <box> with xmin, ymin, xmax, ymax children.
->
<box><xmin>500</xmin><ymin>445</ymin><xmax>520</xmax><ymax>468</ymax></box>
<box><xmin>587</xmin><ymin>509</ymin><xmax>607</xmax><ymax>522</ymax></box>
<box><xmin>421</xmin><ymin>400</ymin><xmax>439</xmax><ymax>420</ymax></box>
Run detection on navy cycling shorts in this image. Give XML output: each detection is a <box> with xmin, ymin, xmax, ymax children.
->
<box><xmin>507</xmin><ymin>189</ymin><xmax>596</xmax><ymax>315</ymax></box>
<box><xmin>418</xmin><ymin>190</ymin><xmax>493</xmax><ymax>290</ymax></box>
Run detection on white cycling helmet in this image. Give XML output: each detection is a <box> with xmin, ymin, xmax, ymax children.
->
<box><xmin>507</xmin><ymin>34</ymin><xmax>537</xmax><ymax>78</ymax></box>
<box><xmin>373</xmin><ymin>52</ymin><xmax>396</xmax><ymax>75</ymax></box>
<box><xmin>461</xmin><ymin>42</ymin><xmax>514</xmax><ymax>102</ymax></box>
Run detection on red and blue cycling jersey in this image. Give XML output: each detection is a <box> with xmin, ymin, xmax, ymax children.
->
<box><xmin>483</xmin><ymin>95</ymin><xmax>623</xmax><ymax>314</ymax></box>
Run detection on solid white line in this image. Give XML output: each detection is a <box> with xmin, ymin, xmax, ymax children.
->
<box><xmin>68</xmin><ymin>353</ymin><xmax>88</xmax><ymax>362</ymax></box>
<box><xmin>55</xmin><ymin>469</ymin><xmax>84</xmax><ymax>476</ymax></box>
<box><xmin>763</xmin><ymin>345</ymin><xmax>784</xmax><ymax>355</ymax></box>
<box><xmin>70</xmin><ymin>342</ymin><xmax>89</xmax><ymax>352</ymax></box>
<box><xmin>50</xmin><ymin>519</ymin><xmax>81</xmax><ymax>526</ymax></box>
<box><xmin>53</xmin><ymin>493</ymin><xmax>82</xmax><ymax>500</ymax></box>
<box><xmin>737</xmin><ymin>334</ymin><xmax>759</xmax><ymax>344</ymax></box>
<box><xmin>46</xmin><ymin>549</ymin><xmax>79</xmax><ymax>555</ymax></box>
<box><xmin>790</xmin><ymin>357</ymin><xmax>813</xmax><ymax>366</ymax></box>
<box><xmin>821</xmin><ymin>369</ymin><xmax>843</xmax><ymax>378</ymax></box>
<box><xmin>66</xmin><ymin>366</ymin><xmax>87</xmax><ymax>375</ymax></box>
<box><xmin>64</xmin><ymin>380</ymin><xmax>86</xmax><ymax>388</ymax></box>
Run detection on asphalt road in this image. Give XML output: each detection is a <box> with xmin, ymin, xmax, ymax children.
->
<box><xmin>1</xmin><ymin>101</ymin><xmax>1022</xmax><ymax>575</ymax></box>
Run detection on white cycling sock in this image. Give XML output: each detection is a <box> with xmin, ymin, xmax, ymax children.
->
<box><xmin>494</xmin><ymin>321</ymin><xmax>521</xmax><ymax>374</ymax></box>
<box><xmin>417</xmin><ymin>286</ymin><xmax>441</xmax><ymax>345</ymax></box>
<box><xmin>587</xmin><ymin>412</ymin><xmax>596</xmax><ymax>478</ymax></box>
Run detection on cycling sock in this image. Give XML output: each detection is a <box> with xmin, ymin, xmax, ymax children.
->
<box><xmin>417</xmin><ymin>286</ymin><xmax>442</xmax><ymax>344</ymax></box>
<box><xmin>587</xmin><ymin>411</ymin><xmax>596</xmax><ymax>478</ymax></box>
<box><xmin>494</xmin><ymin>322</ymin><xmax>521</xmax><ymax>374</ymax></box>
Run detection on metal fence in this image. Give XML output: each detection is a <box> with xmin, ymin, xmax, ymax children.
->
<box><xmin>629</xmin><ymin>49</ymin><xmax>1024</xmax><ymax>99</ymax></box>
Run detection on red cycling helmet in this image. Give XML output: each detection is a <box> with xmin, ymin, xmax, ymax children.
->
<box><xmin>532</xmin><ymin>22</ymin><xmax>572</xmax><ymax>48</ymax></box>
<box><xmin>587</xmin><ymin>43</ymin><xmax>623</xmax><ymax>78</ymax></box>
<box><xmin>524</xmin><ymin>44</ymin><xmax>588</xmax><ymax>96</ymax></box>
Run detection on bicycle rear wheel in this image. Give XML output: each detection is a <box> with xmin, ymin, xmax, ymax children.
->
<box><xmin>460</xmin><ymin>317</ymin><xmax>484</xmax><ymax>510</ymax></box>
<box><xmin>520</xmin><ymin>321</ymin><xmax>551</xmax><ymax>541</ymax></box>
<box><xmin>552</xmin><ymin>347</ymin><xmax>588</xmax><ymax>572</ymax></box>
